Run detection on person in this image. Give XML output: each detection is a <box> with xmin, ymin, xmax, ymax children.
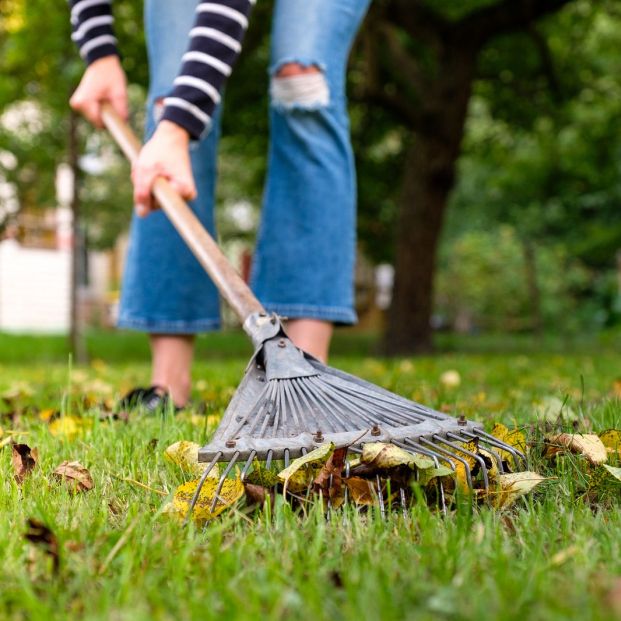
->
<box><xmin>68</xmin><ymin>0</ymin><xmax>371</xmax><ymax>410</ymax></box>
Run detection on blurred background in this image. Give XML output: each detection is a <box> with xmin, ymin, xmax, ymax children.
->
<box><xmin>1</xmin><ymin>0</ymin><xmax>621</xmax><ymax>360</ymax></box>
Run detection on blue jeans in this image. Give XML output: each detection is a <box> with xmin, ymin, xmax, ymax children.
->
<box><xmin>118</xmin><ymin>0</ymin><xmax>371</xmax><ymax>333</ymax></box>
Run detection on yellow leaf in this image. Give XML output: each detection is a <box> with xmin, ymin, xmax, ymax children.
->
<box><xmin>171</xmin><ymin>478</ymin><xmax>244</xmax><ymax>523</ymax></box>
<box><xmin>345</xmin><ymin>477</ymin><xmax>377</xmax><ymax>506</ymax></box>
<box><xmin>603</xmin><ymin>464</ymin><xmax>621</xmax><ymax>482</ymax></box>
<box><xmin>491</xmin><ymin>423</ymin><xmax>527</xmax><ymax>462</ymax></box>
<box><xmin>545</xmin><ymin>433</ymin><xmax>608</xmax><ymax>465</ymax></box>
<box><xmin>164</xmin><ymin>441</ymin><xmax>218</xmax><ymax>478</ymax></box>
<box><xmin>49</xmin><ymin>417</ymin><xmax>92</xmax><ymax>440</ymax></box>
<box><xmin>418</xmin><ymin>465</ymin><xmax>455</xmax><ymax>486</ymax></box>
<box><xmin>443</xmin><ymin>440</ymin><xmax>479</xmax><ymax>493</ymax></box>
<box><xmin>492</xmin><ymin>471</ymin><xmax>547</xmax><ymax>508</ymax></box>
<box><xmin>278</xmin><ymin>443</ymin><xmax>334</xmax><ymax>493</ymax></box>
<box><xmin>361</xmin><ymin>442</ymin><xmax>435</xmax><ymax>470</ymax></box>
<box><xmin>599</xmin><ymin>429</ymin><xmax>621</xmax><ymax>456</ymax></box>
<box><xmin>38</xmin><ymin>408</ymin><xmax>57</xmax><ymax>422</ymax></box>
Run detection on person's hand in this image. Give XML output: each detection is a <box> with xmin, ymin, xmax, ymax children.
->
<box><xmin>70</xmin><ymin>55</ymin><xmax>128</xmax><ymax>127</ymax></box>
<box><xmin>132</xmin><ymin>120</ymin><xmax>197</xmax><ymax>217</ymax></box>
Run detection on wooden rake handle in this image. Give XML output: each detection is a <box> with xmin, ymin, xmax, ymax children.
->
<box><xmin>101</xmin><ymin>103</ymin><xmax>265</xmax><ymax>323</ymax></box>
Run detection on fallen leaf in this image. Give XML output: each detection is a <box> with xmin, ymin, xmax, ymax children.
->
<box><xmin>443</xmin><ymin>440</ymin><xmax>479</xmax><ymax>493</ymax></box>
<box><xmin>603</xmin><ymin>465</ymin><xmax>621</xmax><ymax>482</ymax></box>
<box><xmin>49</xmin><ymin>416</ymin><xmax>92</xmax><ymax>441</ymax></box>
<box><xmin>278</xmin><ymin>443</ymin><xmax>335</xmax><ymax>493</ymax></box>
<box><xmin>244</xmin><ymin>461</ymin><xmax>280</xmax><ymax>488</ymax></box>
<box><xmin>491</xmin><ymin>472</ymin><xmax>547</xmax><ymax>509</ymax></box>
<box><xmin>345</xmin><ymin>477</ymin><xmax>377</xmax><ymax>506</ymax></box>
<box><xmin>171</xmin><ymin>477</ymin><xmax>244</xmax><ymax>523</ymax></box>
<box><xmin>440</xmin><ymin>370</ymin><xmax>461</xmax><ymax>388</ymax></box>
<box><xmin>361</xmin><ymin>442</ymin><xmax>436</xmax><ymax>471</ymax></box>
<box><xmin>534</xmin><ymin>396</ymin><xmax>577</xmax><ymax>422</ymax></box>
<box><xmin>164</xmin><ymin>441</ymin><xmax>218</xmax><ymax>478</ymax></box>
<box><xmin>24</xmin><ymin>518</ymin><xmax>59</xmax><ymax>574</ymax></box>
<box><xmin>490</xmin><ymin>423</ymin><xmax>527</xmax><ymax>464</ymax></box>
<box><xmin>545</xmin><ymin>433</ymin><xmax>608</xmax><ymax>465</ymax></box>
<box><xmin>52</xmin><ymin>461</ymin><xmax>94</xmax><ymax>493</ymax></box>
<box><xmin>599</xmin><ymin>429</ymin><xmax>621</xmax><ymax>456</ymax></box>
<box><xmin>12</xmin><ymin>443</ymin><xmax>37</xmax><ymax>484</ymax></box>
<box><xmin>244</xmin><ymin>483</ymin><xmax>274</xmax><ymax>507</ymax></box>
<box><xmin>418</xmin><ymin>465</ymin><xmax>455</xmax><ymax>486</ymax></box>
<box><xmin>314</xmin><ymin>447</ymin><xmax>348</xmax><ymax>508</ymax></box>
<box><xmin>38</xmin><ymin>408</ymin><xmax>59</xmax><ymax>423</ymax></box>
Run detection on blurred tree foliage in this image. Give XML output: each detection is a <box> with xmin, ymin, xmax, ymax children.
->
<box><xmin>1</xmin><ymin>0</ymin><xmax>621</xmax><ymax>349</ymax></box>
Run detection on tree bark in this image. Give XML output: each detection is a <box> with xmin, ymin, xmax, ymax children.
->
<box><xmin>383</xmin><ymin>50</ymin><xmax>476</xmax><ymax>354</ymax></box>
<box><xmin>68</xmin><ymin>110</ymin><xmax>88</xmax><ymax>364</ymax></box>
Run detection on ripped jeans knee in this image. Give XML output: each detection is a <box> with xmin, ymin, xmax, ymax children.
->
<box><xmin>270</xmin><ymin>62</ymin><xmax>330</xmax><ymax>110</ymax></box>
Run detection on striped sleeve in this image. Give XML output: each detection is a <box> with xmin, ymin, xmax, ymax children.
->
<box><xmin>69</xmin><ymin>0</ymin><xmax>119</xmax><ymax>64</ymax></box>
<box><xmin>160</xmin><ymin>0</ymin><xmax>255</xmax><ymax>139</ymax></box>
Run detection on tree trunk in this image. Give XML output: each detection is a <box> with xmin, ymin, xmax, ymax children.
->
<box><xmin>383</xmin><ymin>51</ymin><xmax>476</xmax><ymax>355</ymax></box>
<box><xmin>68</xmin><ymin>110</ymin><xmax>88</xmax><ymax>364</ymax></box>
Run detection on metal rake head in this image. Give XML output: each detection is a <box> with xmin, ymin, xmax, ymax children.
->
<box><xmin>196</xmin><ymin>329</ymin><xmax>527</xmax><ymax>496</ymax></box>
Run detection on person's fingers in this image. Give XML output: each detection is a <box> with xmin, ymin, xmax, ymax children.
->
<box><xmin>169</xmin><ymin>175</ymin><xmax>197</xmax><ymax>201</ymax></box>
<box><xmin>70</xmin><ymin>92</ymin><xmax>103</xmax><ymax>127</ymax></box>
<box><xmin>110</xmin><ymin>91</ymin><xmax>129</xmax><ymax>121</ymax></box>
<box><xmin>132</xmin><ymin>163</ymin><xmax>159</xmax><ymax>217</ymax></box>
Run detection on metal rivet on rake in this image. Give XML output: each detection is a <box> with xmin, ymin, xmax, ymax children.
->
<box><xmin>278</xmin><ymin>339</ymin><xmax>286</xmax><ymax>348</ymax></box>
<box><xmin>371</xmin><ymin>424</ymin><xmax>381</xmax><ymax>436</ymax></box>
<box><xmin>225</xmin><ymin>439</ymin><xmax>236</xmax><ymax>448</ymax></box>
<box><xmin>314</xmin><ymin>430</ymin><xmax>324</xmax><ymax>443</ymax></box>
<box><xmin>458</xmin><ymin>415</ymin><xmax>467</xmax><ymax>426</ymax></box>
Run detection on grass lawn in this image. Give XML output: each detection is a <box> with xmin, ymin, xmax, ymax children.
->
<box><xmin>0</xmin><ymin>330</ymin><xmax>620</xmax><ymax>621</ymax></box>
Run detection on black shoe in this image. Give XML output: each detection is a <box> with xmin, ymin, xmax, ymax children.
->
<box><xmin>117</xmin><ymin>385</ymin><xmax>181</xmax><ymax>414</ymax></box>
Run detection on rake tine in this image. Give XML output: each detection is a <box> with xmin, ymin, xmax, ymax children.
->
<box><xmin>419</xmin><ymin>437</ymin><xmax>474</xmax><ymax>490</ymax></box>
<box><xmin>284</xmin><ymin>448</ymin><xmax>290</xmax><ymax>468</ymax></box>
<box><xmin>344</xmin><ymin>460</ymin><xmax>351</xmax><ymax>507</ymax></box>
<box><xmin>375</xmin><ymin>475</ymin><xmax>386</xmax><ymax>519</ymax></box>
<box><xmin>458</xmin><ymin>431</ymin><xmax>504</xmax><ymax>474</ymax></box>
<box><xmin>444</xmin><ymin>432</ymin><xmax>490</xmax><ymax>493</ymax></box>
<box><xmin>396</xmin><ymin>439</ymin><xmax>449</xmax><ymax>515</ymax></box>
<box><xmin>399</xmin><ymin>487</ymin><xmax>407</xmax><ymax>518</ymax></box>
<box><xmin>208</xmin><ymin>451</ymin><xmax>240</xmax><ymax>515</ymax></box>
<box><xmin>183</xmin><ymin>452</ymin><xmax>221</xmax><ymax>526</ymax></box>
<box><xmin>473</xmin><ymin>429</ymin><xmax>527</xmax><ymax>470</ymax></box>
<box><xmin>291</xmin><ymin>378</ymin><xmax>340</xmax><ymax>434</ymax></box>
<box><xmin>240</xmin><ymin>450</ymin><xmax>257</xmax><ymax>481</ymax></box>
<box><xmin>265</xmin><ymin>449</ymin><xmax>274</xmax><ymax>470</ymax></box>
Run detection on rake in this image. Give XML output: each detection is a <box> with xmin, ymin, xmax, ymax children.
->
<box><xmin>102</xmin><ymin>105</ymin><xmax>527</xmax><ymax>516</ymax></box>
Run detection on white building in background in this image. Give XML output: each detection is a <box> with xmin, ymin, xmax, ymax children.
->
<box><xmin>0</xmin><ymin>163</ymin><xmax>117</xmax><ymax>334</ymax></box>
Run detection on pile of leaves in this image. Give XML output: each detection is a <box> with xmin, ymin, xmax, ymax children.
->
<box><xmin>164</xmin><ymin>423</ymin><xmax>621</xmax><ymax>524</ymax></box>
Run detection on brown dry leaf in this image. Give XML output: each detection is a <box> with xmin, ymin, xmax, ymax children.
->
<box><xmin>545</xmin><ymin>433</ymin><xmax>608</xmax><ymax>465</ymax></box>
<box><xmin>49</xmin><ymin>416</ymin><xmax>93</xmax><ymax>441</ymax></box>
<box><xmin>12</xmin><ymin>443</ymin><xmax>38</xmax><ymax>484</ymax></box>
<box><xmin>278</xmin><ymin>443</ymin><xmax>335</xmax><ymax>493</ymax></box>
<box><xmin>599</xmin><ymin>430</ymin><xmax>621</xmax><ymax>456</ymax></box>
<box><xmin>345</xmin><ymin>477</ymin><xmax>377</xmax><ymax>506</ymax></box>
<box><xmin>52</xmin><ymin>461</ymin><xmax>94</xmax><ymax>493</ymax></box>
<box><xmin>314</xmin><ymin>447</ymin><xmax>348</xmax><ymax>509</ymax></box>
<box><xmin>244</xmin><ymin>483</ymin><xmax>275</xmax><ymax>508</ymax></box>
<box><xmin>24</xmin><ymin>518</ymin><xmax>59</xmax><ymax>574</ymax></box>
<box><xmin>490</xmin><ymin>423</ymin><xmax>527</xmax><ymax>463</ymax></box>
<box><xmin>491</xmin><ymin>471</ymin><xmax>548</xmax><ymax>509</ymax></box>
<box><xmin>164</xmin><ymin>440</ymin><xmax>218</xmax><ymax>478</ymax></box>
<box><xmin>170</xmin><ymin>477</ymin><xmax>244</xmax><ymax>523</ymax></box>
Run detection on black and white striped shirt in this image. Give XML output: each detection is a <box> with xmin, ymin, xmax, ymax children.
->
<box><xmin>69</xmin><ymin>0</ymin><xmax>254</xmax><ymax>138</ymax></box>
